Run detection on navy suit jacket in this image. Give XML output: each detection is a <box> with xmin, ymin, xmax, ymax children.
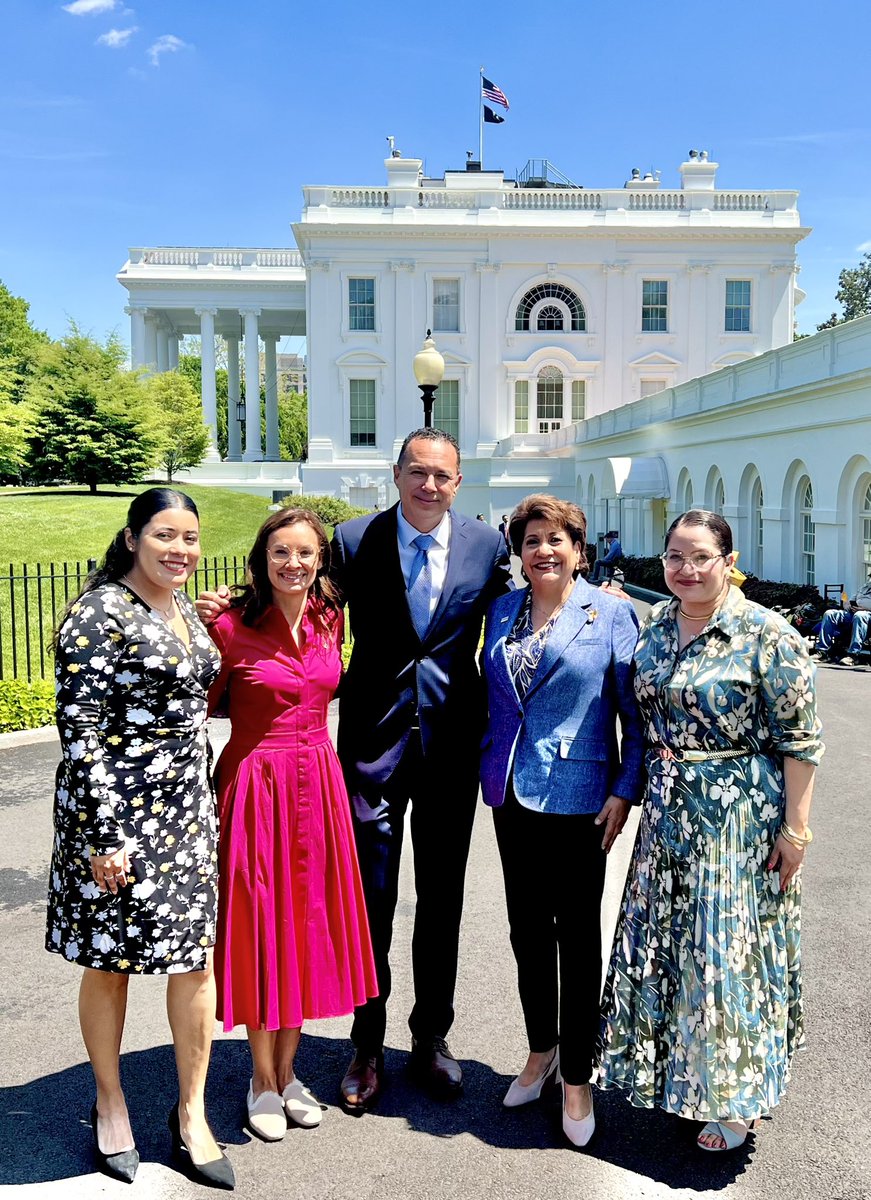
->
<box><xmin>331</xmin><ymin>504</ymin><xmax>512</xmax><ymax>796</ymax></box>
<box><xmin>480</xmin><ymin>577</ymin><xmax>644</xmax><ymax>815</ymax></box>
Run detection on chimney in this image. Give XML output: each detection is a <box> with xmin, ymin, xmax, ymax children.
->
<box><xmin>679</xmin><ymin>149</ymin><xmax>718</xmax><ymax>191</ymax></box>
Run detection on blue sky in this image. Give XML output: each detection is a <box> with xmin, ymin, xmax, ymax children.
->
<box><xmin>1</xmin><ymin>0</ymin><xmax>868</xmax><ymax>346</ymax></box>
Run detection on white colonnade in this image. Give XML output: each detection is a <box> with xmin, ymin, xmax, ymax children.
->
<box><xmin>126</xmin><ymin>304</ymin><xmax>289</xmax><ymax>464</ymax></box>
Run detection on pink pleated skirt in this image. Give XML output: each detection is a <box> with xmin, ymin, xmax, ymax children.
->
<box><xmin>214</xmin><ymin>726</ymin><xmax>378</xmax><ymax>1031</ymax></box>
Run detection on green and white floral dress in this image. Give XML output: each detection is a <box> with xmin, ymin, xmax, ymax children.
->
<box><xmin>597</xmin><ymin>585</ymin><xmax>823</xmax><ymax>1121</ymax></box>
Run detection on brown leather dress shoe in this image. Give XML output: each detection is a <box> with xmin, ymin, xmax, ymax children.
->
<box><xmin>409</xmin><ymin>1037</ymin><xmax>463</xmax><ymax>1098</ymax></box>
<box><xmin>340</xmin><ymin>1051</ymin><xmax>384</xmax><ymax>1115</ymax></box>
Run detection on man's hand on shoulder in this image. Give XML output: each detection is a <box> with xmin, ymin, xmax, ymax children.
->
<box><xmin>196</xmin><ymin>585</ymin><xmax>232</xmax><ymax>626</ymax></box>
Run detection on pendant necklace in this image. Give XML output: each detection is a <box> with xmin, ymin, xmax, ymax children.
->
<box><xmin>120</xmin><ymin>575</ymin><xmax>176</xmax><ymax>621</ymax></box>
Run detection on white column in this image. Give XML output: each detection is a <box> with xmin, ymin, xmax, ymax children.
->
<box><xmin>167</xmin><ymin>332</ymin><xmax>180</xmax><ymax>370</ymax></box>
<box><xmin>195</xmin><ymin>307</ymin><xmax>221</xmax><ymax>462</ymax></box>
<box><xmin>263</xmin><ymin>333</ymin><xmax>280</xmax><ymax>460</ymax></box>
<box><xmin>125</xmin><ymin>306</ymin><xmax>147</xmax><ymax>369</ymax></box>
<box><xmin>143</xmin><ymin>312</ymin><xmax>158</xmax><ymax>372</ymax></box>
<box><xmin>156</xmin><ymin>322</ymin><xmax>169</xmax><ymax>373</ymax></box>
<box><xmin>241</xmin><ymin>308</ymin><xmax>263</xmax><ymax>461</ymax></box>
<box><xmin>225</xmin><ymin>334</ymin><xmax>243</xmax><ymax>462</ymax></box>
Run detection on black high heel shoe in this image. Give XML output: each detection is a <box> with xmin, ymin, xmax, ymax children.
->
<box><xmin>90</xmin><ymin>1103</ymin><xmax>139</xmax><ymax>1184</ymax></box>
<box><xmin>168</xmin><ymin>1104</ymin><xmax>235</xmax><ymax>1191</ymax></box>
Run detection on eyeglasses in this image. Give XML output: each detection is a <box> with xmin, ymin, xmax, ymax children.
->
<box><xmin>660</xmin><ymin>552</ymin><xmax>726</xmax><ymax>571</ymax></box>
<box><xmin>267</xmin><ymin>547</ymin><xmax>318</xmax><ymax>566</ymax></box>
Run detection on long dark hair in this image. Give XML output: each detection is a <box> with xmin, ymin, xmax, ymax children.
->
<box><xmin>52</xmin><ymin>488</ymin><xmax>199</xmax><ymax>650</ymax></box>
<box><xmin>665</xmin><ymin>508</ymin><xmax>733</xmax><ymax>555</ymax></box>
<box><xmin>230</xmin><ymin>508</ymin><xmax>341</xmax><ymax>631</ymax></box>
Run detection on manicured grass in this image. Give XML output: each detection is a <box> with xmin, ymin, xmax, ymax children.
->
<box><xmin>0</xmin><ymin>482</ymin><xmax>272</xmax><ymax>566</ymax></box>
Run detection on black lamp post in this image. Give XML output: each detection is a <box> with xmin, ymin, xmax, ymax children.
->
<box><xmin>412</xmin><ymin>329</ymin><xmax>445</xmax><ymax>427</ymax></box>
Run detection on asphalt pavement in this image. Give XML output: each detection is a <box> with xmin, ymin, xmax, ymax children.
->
<box><xmin>0</xmin><ymin>649</ymin><xmax>869</xmax><ymax>1200</ymax></box>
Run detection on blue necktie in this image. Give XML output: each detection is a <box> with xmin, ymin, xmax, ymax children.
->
<box><xmin>408</xmin><ymin>533</ymin><xmax>435</xmax><ymax>637</ymax></box>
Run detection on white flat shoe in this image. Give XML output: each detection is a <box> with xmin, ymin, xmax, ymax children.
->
<box><xmin>503</xmin><ymin>1048</ymin><xmax>560</xmax><ymax>1108</ymax></box>
<box><xmin>561</xmin><ymin>1081</ymin><xmax>595</xmax><ymax>1148</ymax></box>
<box><xmin>282</xmin><ymin>1078</ymin><xmax>323</xmax><ymax>1128</ymax></box>
<box><xmin>246</xmin><ymin>1083</ymin><xmax>287</xmax><ymax>1142</ymax></box>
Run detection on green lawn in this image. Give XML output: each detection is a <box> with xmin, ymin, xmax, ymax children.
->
<box><xmin>0</xmin><ymin>482</ymin><xmax>272</xmax><ymax>566</ymax></box>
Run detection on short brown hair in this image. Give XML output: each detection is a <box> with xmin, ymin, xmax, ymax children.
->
<box><xmin>508</xmin><ymin>494</ymin><xmax>588</xmax><ymax>562</ymax></box>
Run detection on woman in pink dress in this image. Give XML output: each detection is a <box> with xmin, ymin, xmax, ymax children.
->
<box><xmin>207</xmin><ymin>509</ymin><xmax>377</xmax><ymax>1142</ymax></box>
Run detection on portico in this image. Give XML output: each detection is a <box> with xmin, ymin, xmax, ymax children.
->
<box><xmin>118</xmin><ymin>247</ymin><xmax>306</xmax><ymax>464</ymax></box>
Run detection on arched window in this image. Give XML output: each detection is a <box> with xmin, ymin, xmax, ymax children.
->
<box><xmin>714</xmin><ymin>477</ymin><xmax>725</xmax><ymax>515</ymax></box>
<box><xmin>536</xmin><ymin>365</ymin><xmax>563</xmax><ymax>431</ymax></box>
<box><xmin>862</xmin><ymin>481</ymin><xmax>871</xmax><ymax>573</ymax></box>
<box><xmin>684</xmin><ymin>479</ymin><xmax>694</xmax><ymax>512</ymax></box>
<box><xmin>751</xmin><ymin>478</ymin><xmax>764</xmax><ymax>577</ymax></box>
<box><xmin>515</xmin><ymin>284</ymin><xmax>586</xmax><ymax>331</ymax></box>
<box><xmin>799</xmin><ymin>477</ymin><xmax>815</xmax><ymax>584</ymax></box>
<box><xmin>537</xmin><ymin>304</ymin><xmax>565</xmax><ymax>331</ymax></box>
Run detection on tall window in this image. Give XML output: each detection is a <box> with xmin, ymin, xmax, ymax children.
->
<box><xmin>571</xmin><ymin>380</ymin><xmax>586</xmax><ymax>422</ymax></box>
<box><xmin>714</xmin><ymin>477</ymin><xmax>725</xmax><ymax>515</ymax></box>
<box><xmin>515</xmin><ymin>284</ymin><xmax>586</xmax><ymax>331</ymax></box>
<box><xmin>433</xmin><ymin>379</ymin><xmax>459</xmax><ymax>440</ymax></box>
<box><xmin>684</xmin><ymin>478</ymin><xmax>694</xmax><ymax>512</ymax></box>
<box><xmin>349</xmin><ymin>378</ymin><xmax>376</xmax><ymax>446</ymax></box>
<box><xmin>348</xmin><ymin>278</ymin><xmax>375</xmax><ymax>331</ymax></box>
<box><xmin>642</xmin><ymin>280</ymin><xmax>668</xmax><ymax>332</ymax></box>
<box><xmin>752</xmin><ymin>478</ymin><xmax>764</xmax><ymax>577</ymax></box>
<box><xmin>800</xmin><ymin>478</ymin><xmax>815</xmax><ymax>585</ymax></box>
<box><xmin>432</xmin><ymin>279</ymin><xmax>459</xmax><ymax>332</ymax></box>
<box><xmin>862</xmin><ymin>482</ymin><xmax>871</xmax><ymax>573</ymax></box>
<box><xmin>514</xmin><ymin>380</ymin><xmax>529</xmax><ymax>433</ymax></box>
<box><xmin>725</xmin><ymin>280</ymin><xmax>752</xmax><ymax>332</ymax></box>
<box><xmin>537</xmin><ymin>365</ymin><xmax>563</xmax><ymax>431</ymax></box>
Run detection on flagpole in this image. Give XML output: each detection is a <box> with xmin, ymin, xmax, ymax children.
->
<box><xmin>479</xmin><ymin>65</ymin><xmax>484</xmax><ymax>167</ymax></box>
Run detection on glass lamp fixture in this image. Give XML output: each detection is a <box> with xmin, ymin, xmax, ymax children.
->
<box><xmin>412</xmin><ymin>329</ymin><xmax>445</xmax><ymax>427</ymax></box>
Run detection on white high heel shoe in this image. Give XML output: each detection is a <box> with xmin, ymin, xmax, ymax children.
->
<box><xmin>561</xmin><ymin>1081</ymin><xmax>595</xmax><ymax>1148</ymax></box>
<box><xmin>502</xmin><ymin>1048</ymin><xmax>560</xmax><ymax>1108</ymax></box>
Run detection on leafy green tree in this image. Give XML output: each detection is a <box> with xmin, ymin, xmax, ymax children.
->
<box><xmin>817</xmin><ymin>251</ymin><xmax>871</xmax><ymax>330</ymax></box>
<box><xmin>26</xmin><ymin>326</ymin><xmax>160</xmax><ymax>494</ymax></box>
<box><xmin>279</xmin><ymin>390</ymin><xmax>308</xmax><ymax>461</ymax></box>
<box><xmin>0</xmin><ymin>281</ymin><xmax>48</xmax><ymax>478</ymax></box>
<box><xmin>178</xmin><ymin>354</ymin><xmax>229</xmax><ymax>458</ymax></box>
<box><xmin>147</xmin><ymin>370</ymin><xmax>210</xmax><ymax>482</ymax></box>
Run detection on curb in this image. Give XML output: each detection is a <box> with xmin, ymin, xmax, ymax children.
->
<box><xmin>0</xmin><ymin>725</ymin><xmax>58</xmax><ymax>750</ymax></box>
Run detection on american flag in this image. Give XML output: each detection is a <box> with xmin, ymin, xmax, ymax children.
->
<box><xmin>482</xmin><ymin>76</ymin><xmax>509</xmax><ymax>110</ymax></box>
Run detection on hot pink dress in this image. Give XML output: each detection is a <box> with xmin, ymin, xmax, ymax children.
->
<box><xmin>208</xmin><ymin>602</ymin><xmax>377</xmax><ymax>1032</ymax></box>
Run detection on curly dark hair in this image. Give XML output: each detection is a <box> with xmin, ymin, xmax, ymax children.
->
<box><xmin>230</xmin><ymin>508</ymin><xmax>341</xmax><ymax>631</ymax></box>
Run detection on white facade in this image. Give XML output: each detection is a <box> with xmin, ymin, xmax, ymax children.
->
<box><xmin>117</xmin><ymin>150</ymin><xmax>871</xmax><ymax>588</ymax></box>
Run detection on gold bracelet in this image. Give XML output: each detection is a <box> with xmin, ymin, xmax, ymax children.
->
<box><xmin>780</xmin><ymin>823</ymin><xmax>813</xmax><ymax>849</ymax></box>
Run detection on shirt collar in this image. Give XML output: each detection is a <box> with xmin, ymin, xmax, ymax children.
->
<box><xmin>397</xmin><ymin>506</ymin><xmax>451</xmax><ymax>550</ymax></box>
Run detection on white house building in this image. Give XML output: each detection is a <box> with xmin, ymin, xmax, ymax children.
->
<box><xmin>117</xmin><ymin>148</ymin><xmax>871</xmax><ymax>593</ymax></box>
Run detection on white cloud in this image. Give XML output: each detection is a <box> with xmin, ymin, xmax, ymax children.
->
<box><xmin>147</xmin><ymin>34</ymin><xmax>188</xmax><ymax>66</ymax></box>
<box><xmin>96</xmin><ymin>26</ymin><xmax>137</xmax><ymax>48</ymax></box>
<box><xmin>62</xmin><ymin>0</ymin><xmax>118</xmax><ymax>14</ymax></box>
<box><xmin>856</xmin><ymin>241</ymin><xmax>871</xmax><ymax>255</ymax></box>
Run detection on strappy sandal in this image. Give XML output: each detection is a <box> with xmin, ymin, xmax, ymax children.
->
<box><xmin>697</xmin><ymin>1118</ymin><xmax>758</xmax><ymax>1152</ymax></box>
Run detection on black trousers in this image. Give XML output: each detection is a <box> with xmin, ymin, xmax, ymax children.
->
<box><xmin>492</xmin><ymin>791</ymin><xmax>607</xmax><ymax>1085</ymax></box>
<box><xmin>350</xmin><ymin>733</ymin><xmax>478</xmax><ymax>1053</ymax></box>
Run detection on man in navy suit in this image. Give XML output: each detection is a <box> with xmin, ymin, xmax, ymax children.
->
<box><xmin>331</xmin><ymin>428</ymin><xmax>511</xmax><ymax>1111</ymax></box>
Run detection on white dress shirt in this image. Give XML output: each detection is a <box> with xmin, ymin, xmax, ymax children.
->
<box><xmin>396</xmin><ymin>506</ymin><xmax>451</xmax><ymax>621</ymax></box>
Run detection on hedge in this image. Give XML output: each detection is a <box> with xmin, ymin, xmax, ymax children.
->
<box><xmin>619</xmin><ymin>556</ymin><xmax>828</xmax><ymax>626</ymax></box>
<box><xmin>278</xmin><ymin>495</ymin><xmax>370</xmax><ymax>526</ymax></box>
<box><xmin>0</xmin><ymin>679</ymin><xmax>55</xmax><ymax>734</ymax></box>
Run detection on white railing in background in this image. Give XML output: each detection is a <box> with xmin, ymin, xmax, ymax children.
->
<box><xmin>132</xmin><ymin>248</ymin><xmax>304</xmax><ymax>270</ymax></box>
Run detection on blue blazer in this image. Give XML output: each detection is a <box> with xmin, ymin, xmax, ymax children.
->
<box><xmin>331</xmin><ymin>504</ymin><xmax>512</xmax><ymax>794</ymax></box>
<box><xmin>480</xmin><ymin>577</ymin><xmax>644</xmax><ymax>815</ymax></box>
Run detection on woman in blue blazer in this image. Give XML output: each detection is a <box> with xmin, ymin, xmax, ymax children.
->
<box><xmin>480</xmin><ymin>494</ymin><xmax>643</xmax><ymax>1148</ymax></box>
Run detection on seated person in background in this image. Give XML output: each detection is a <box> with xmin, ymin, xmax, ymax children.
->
<box><xmin>811</xmin><ymin>573</ymin><xmax>871</xmax><ymax>665</ymax></box>
<box><xmin>590</xmin><ymin>531</ymin><xmax>623</xmax><ymax>582</ymax></box>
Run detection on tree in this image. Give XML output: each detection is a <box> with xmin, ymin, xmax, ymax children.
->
<box><xmin>26</xmin><ymin>327</ymin><xmax>160</xmax><ymax>494</ymax></box>
<box><xmin>817</xmin><ymin>251</ymin><xmax>871</xmax><ymax>330</ymax></box>
<box><xmin>279</xmin><ymin>390</ymin><xmax>308</xmax><ymax>461</ymax></box>
<box><xmin>147</xmin><ymin>370</ymin><xmax>210</xmax><ymax>481</ymax></box>
<box><xmin>178</xmin><ymin>354</ymin><xmax>229</xmax><ymax>458</ymax></box>
<box><xmin>0</xmin><ymin>280</ymin><xmax>47</xmax><ymax>478</ymax></box>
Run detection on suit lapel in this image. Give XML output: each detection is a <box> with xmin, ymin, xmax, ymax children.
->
<box><xmin>523</xmin><ymin>578</ymin><xmax>595</xmax><ymax>700</ymax></box>
<box><xmin>493</xmin><ymin>588</ymin><xmax>528</xmax><ymax>704</ymax></box>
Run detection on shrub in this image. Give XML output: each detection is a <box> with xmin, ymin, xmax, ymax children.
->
<box><xmin>619</xmin><ymin>555</ymin><xmax>668</xmax><ymax>593</ymax></box>
<box><xmin>0</xmin><ymin>679</ymin><xmax>55</xmax><ymax>733</ymax></box>
<box><xmin>279</xmin><ymin>495</ymin><xmax>370</xmax><ymax>526</ymax></box>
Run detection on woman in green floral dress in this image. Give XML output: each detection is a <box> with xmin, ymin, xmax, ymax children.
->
<box><xmin>597</xmin><ymin>510</ymin><xmax>822</xmax><ymax>1152</ymax></box>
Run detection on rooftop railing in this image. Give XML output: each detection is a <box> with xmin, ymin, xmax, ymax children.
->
<box><xmin>126</xmin><ymin>248</ymin><xmax>304</xmax><ymax>269</ymax></box>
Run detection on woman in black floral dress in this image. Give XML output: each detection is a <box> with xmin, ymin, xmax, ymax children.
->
<box><xmin>46</xmin><ymin>488</ymin><xmax>234</xmax><ymax>1189</ymax></box>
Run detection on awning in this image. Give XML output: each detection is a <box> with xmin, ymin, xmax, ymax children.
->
<box><xmin>608</xmin><ymin>456</ymin><xmax>669</xmax><ymax>499</ymax></box>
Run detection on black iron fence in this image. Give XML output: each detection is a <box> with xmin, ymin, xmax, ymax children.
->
<box><xmin>0</xmin><ymin>556</ymin><xmax>248</xmax><ymax>682</ymax></box>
